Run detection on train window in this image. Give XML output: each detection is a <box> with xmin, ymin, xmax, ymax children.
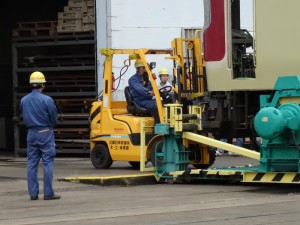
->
<box><xmin>232</xmin><ymin>0</ymin><xmax>255</xmax><ymax>79</ymax></box>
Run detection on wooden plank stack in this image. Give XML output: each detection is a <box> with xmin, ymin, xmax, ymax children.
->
<box><xmin>57</xmin><ymin>0</ymin><xmax>95</xmax><ymax>33</ymax></box>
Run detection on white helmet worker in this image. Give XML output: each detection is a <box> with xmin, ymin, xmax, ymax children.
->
<box><xmin>29</xmin><ymin>71</ymin><xmax>46</xmax><ymax>84</ymax></box>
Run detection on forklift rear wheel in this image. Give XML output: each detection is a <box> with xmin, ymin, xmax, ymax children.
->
<box><xmin>192</xmin><ymin>147</ymin><xmax>216</xmax><ymax>169</ymax></box>
<box><xmin>91</xmin><ymin>144</ymin><xmax>113</xmax><ymax>169</ymax></box>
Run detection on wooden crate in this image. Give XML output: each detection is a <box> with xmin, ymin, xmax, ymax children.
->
<box><xmin>82</xmin><ymin>14</ymin><xmax>95</xmax><ymax>23</ymax></box>
<box><xmin>58</xmin><ymin>12</ymin><xmax>82</xmax><ymax>20</ymax></box>
<box><xmin>58</xmin><ymin>18</ymin><xmax>82</xmax><ymax>26</ymax></box>
<box><xmin>82</xmin><ymin>23</ymin><xmax>95</xmax><ymax>32</ymax></box>
<box><xmin>68</xmin><ymin>0</ymin><xmax>87</xmax><ymax>8</ymax></box>
<box><xmin>87</xmin><ymin>0</ymin><xmax>94</xmax><ymax>7</ymax></box>
<box><xmin>57</xmin><ymin>24</ymin><xmax>82</xmax><ymax>33</ymax></box>
<box><xmin>87</xmin><ymin>6</ymin><xmax>94</xmax><ymax>14</ymax></box>
<box><xmin>64</xmin><ymin>6</ymin><xmax>88</xmax><ymax>13</ymax></box>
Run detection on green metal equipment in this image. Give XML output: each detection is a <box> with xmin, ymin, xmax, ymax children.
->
<box><xmin>154</xmin><ymin>76</ymin><xmax>300</xmax><ymax>185</ymax></box>
<box><xmin>154</xmin><ymin>123</ymin><xmax>190</xmax><ymax>176</ymax></box>
<box><xmin>254</xmin><ymin>76</ymin><xmax>300</xmax><ymax>172</ymax></box>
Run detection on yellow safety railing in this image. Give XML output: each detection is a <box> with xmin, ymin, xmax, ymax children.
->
<box><xmin>140</xmin><ymin>119</ymin><xmax>155</xmax><ymax>172</ymax></box>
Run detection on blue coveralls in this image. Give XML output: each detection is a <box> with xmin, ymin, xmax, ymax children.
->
<box><xmin>128</xmin><ymin>73</ymin><xmax>156</xmax><ymax>110</ymax></box>
<box><xmin>20</xmin><ymin>89</ymin><xmax>58</xmax><ymax>198</ymax></box>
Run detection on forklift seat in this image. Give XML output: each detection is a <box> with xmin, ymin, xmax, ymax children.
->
<box><xmin>124</xmin><ymin>86</ymin><xmax>151</xmax><ymax>116</ymax></box>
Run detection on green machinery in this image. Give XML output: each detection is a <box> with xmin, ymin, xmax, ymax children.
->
<box><xmin>152</xmin><ymin>103</ymin><xmax>259</xmax><ymax>179</ymax></box>
<box><xmin>153</xmin><ymin>104</ymin><xmax>200</xmax><ymax>176</ymax></box>
<box><xmin>254</xmin><ymin>76</ymin><xmax>300</xmax><ymax>173</ymax></box>
<box><xmin>154</xmin><ymin>76</ymin><xmax>300</xmax><ymax>184</ymax></box>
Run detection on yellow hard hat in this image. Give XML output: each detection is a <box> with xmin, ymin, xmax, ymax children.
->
<box><xmin>29</xmin><ymin>71</ymin><xmax>46</xmax><ymax>84</ymax></box>
<box><xmin>135</xmin><ymin>59</ymin><xmax>144</xmax><ymax>68</ymax></box>
<box><xmin>159</xmin><ymin>68</ymin><xmax>169</xmax><ymax>76</ymax></box>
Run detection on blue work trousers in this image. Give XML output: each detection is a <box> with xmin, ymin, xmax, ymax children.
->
<box><xmin>27</xmin><ymin>128</ymin><xmax>56</xmax><ymax>197</ymax></box>
<box><xmin>136</xmin><ymin>99</ymin><xmax>157</xmax><ymax>110</ymax></box>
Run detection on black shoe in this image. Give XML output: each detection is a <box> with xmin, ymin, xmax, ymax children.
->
<box><xmin>44</xmin><ymin>194</ymin><xmax>61</xmax><ymax>200</ymax></box>
<box><xmin>30</xmin><ymin>196</ymin><xmax>38</xmax><ymax>200</ymax></box>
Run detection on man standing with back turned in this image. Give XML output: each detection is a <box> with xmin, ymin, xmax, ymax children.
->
<box><xmin>20</xmin><ymin>71</ymin><xmax>60</xmax><ymax>200</ymax></box>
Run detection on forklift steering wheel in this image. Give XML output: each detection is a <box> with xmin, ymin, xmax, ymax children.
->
<box><xmin>158</xmin><ymin>85</ymin><xmax>172</xmax><ymax>94</ymax></box>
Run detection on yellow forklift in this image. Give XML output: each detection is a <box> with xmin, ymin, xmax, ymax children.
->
<box><xmin>90</xmin><ymin>39</ymin><xmax>215</xmax><ymax>169</ymax></box>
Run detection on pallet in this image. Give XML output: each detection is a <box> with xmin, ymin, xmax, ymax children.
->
<box><xmin>55</xmin><ymin>28</ymin><xmax>95</xmax><ymax>34</ymax></box>
<box><xmin>82</xmin><ymin>23</ymin><xmax>95</xmax><ymax>32</ymax></box>
<box><xmin>20</xmin><ymin>61</ymin><xmax>95</xmax><ymax>68</ymax></box>
<box><xmin>58</xmin><ymin>12</ymin><xmax>82</xmax><ymax>20</ymax></box>
<box><xmin>55</xmin><ymin>127</ymin><xmax>89</xmax><ymax>135</ymax></box>
<box><xmin>47</xmin><ymin>85</ymin><xmax>96</xmax><ymax>93</ymax></box>
<box><xmin>57</xmin><ymin>24</ymin><xmax>82</xmax><ymax>33</ymax></box>
<box><xmin>58</xmin><ymin>18</ymin><xmax>82</xmax><ymax>26</ymax></box>
<box><xmin>56</xmin><ymin>128</ymin><xmax>89</xmax><ymax>133</ymax></box>
<box><xmin>21</xmin><ymin>54</ymin><xmax>95</xmax><ymax>68</ymax></box>
<box><xmin>54</xmin><ymin>128</ymin><xmax>90</xmax><ymax>148</ymax></box>
<box><xmin>12</xmin><ymin>30</ymin><xmax>94</xmax><ymax>42</ymax></box>
<box><xmin>64</xmin><ymin>6</ymin><xmax>88</xmax><ymax>13</ymax></box>
<box><xmin>87</xmin><ymin>6</ymin><xmax>94</xmax><ymax>14</ymax></box>
<box><xmin>15</xmin><ymin>21</ymin><xmax>57</xmax><ymax>29</ymax></box>
<box><xmin>13</xmin><ymin>29</ymin><xmax>57</xmax><ymax>38</ymax></box>
<box><xmin>54</xmin><ymin>98</ymin><xmax>95</xmax><ymax>104</ymax></box>
<box><xmin>12</xmin><ymin>21</ymin><xmax>58</xmax><ymax>38</ymax></box>
<box><xmin>46</xmin><ymin>74</ymin><xmax>96</xmax><ymax>85</ymax></box>
<box><xmin>68</xmin><ymin>0</ymin><xmax>87</xmax><ymax>8</ymax></box>
<box><xmin>58</xmin><ymin>113</ymin><xmax>89</xmax><ymax>120</ymax></box>
<box><xmin>82</xmin><ymin>14</ymin><xmax>95</xmax><ymax>23</ymax></box>
<box><xmin>54</xmin><ymin>98</ymin><xmax>95</xmax><ymax>113</ymax></box>
<box><xmin>55</xmin><ymin>143</ymin><xmax>90</xmax><ymax>153</ymax></box>
<box><xmin>87</xmin><ymin>0</ymin><xmax>94</xmax><ymax>7</ymax></box>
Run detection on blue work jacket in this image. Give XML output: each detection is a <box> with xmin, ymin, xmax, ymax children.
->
<box><xmin>20</xmin><ymin>89</ymin><xmax>58</xmax><ymax>129</ymax></box>
<box><xmin>128</xmin><ymin>73</ymin><xmax>156</xmax><ymax>110</ymax></box>
<box><xmin>128</xmin><ymin>73</ymin><xmax>153</xmax><ymax>102</ymax></box>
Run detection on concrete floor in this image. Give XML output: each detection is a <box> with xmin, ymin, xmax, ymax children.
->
<box><xmin>1</xmin><ymin>155</ymin><xmax>300</xmax><ymax>225</ymax></box>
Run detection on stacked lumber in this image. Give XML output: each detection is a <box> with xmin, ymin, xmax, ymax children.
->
<box><xmin>57</xmin><ymin>0</ymin><xmax>95</xmax><ymax>33</ymax></box>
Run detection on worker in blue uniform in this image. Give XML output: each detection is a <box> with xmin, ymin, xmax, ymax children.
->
<box><xmin>20</xmin><ymin>71</ymin><xmax>60</xmax><ymax>200</ymax></box>
<box><xmin>128</xmin><ymin>59</ymin><xmax>160</xmax><ymax>124</ymax></box>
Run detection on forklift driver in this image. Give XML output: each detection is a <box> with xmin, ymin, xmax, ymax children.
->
<box><xmin>128</xmin><ymin>59</ymin><xmax>160</xmax><ymax>124</ymax></box>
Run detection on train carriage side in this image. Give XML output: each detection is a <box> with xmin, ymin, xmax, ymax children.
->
<box><xmin>201</xmin><ymin>0</ymin><xmax>300</xmax><ymax>141</ymax></box>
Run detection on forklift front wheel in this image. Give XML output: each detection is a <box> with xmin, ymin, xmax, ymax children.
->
<box><xmin>91</xmin><ymin>144</ymin><xmax>113</xmax><ymax>169</ymax></box>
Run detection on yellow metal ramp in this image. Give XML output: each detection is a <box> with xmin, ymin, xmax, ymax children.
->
<box><xmin>182</xmin><ymin>132</ymin><xmax>260</xmax><ymax>160</ymax></box>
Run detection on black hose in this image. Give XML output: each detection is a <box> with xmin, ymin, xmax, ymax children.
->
<box><xmin>97</xmin><ymin>64</ymin><xmax>130</xmax><ymax>100</ymax></box>
<box><xmin>113</xmin><ymin>64</ymin><xmax>129</xmax><ymax>92</ymax></box>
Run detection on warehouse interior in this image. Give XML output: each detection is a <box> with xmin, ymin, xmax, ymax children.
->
<box><xmin>0</xmin><ymin>0</ymin><xmax>96</xmax><ymax>155</ymax></box>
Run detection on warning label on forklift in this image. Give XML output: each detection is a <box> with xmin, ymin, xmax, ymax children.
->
<box><xmin>109</xmin><ymin>140</ymin><xmax>130</xmax><ymax>150</ymax></box>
